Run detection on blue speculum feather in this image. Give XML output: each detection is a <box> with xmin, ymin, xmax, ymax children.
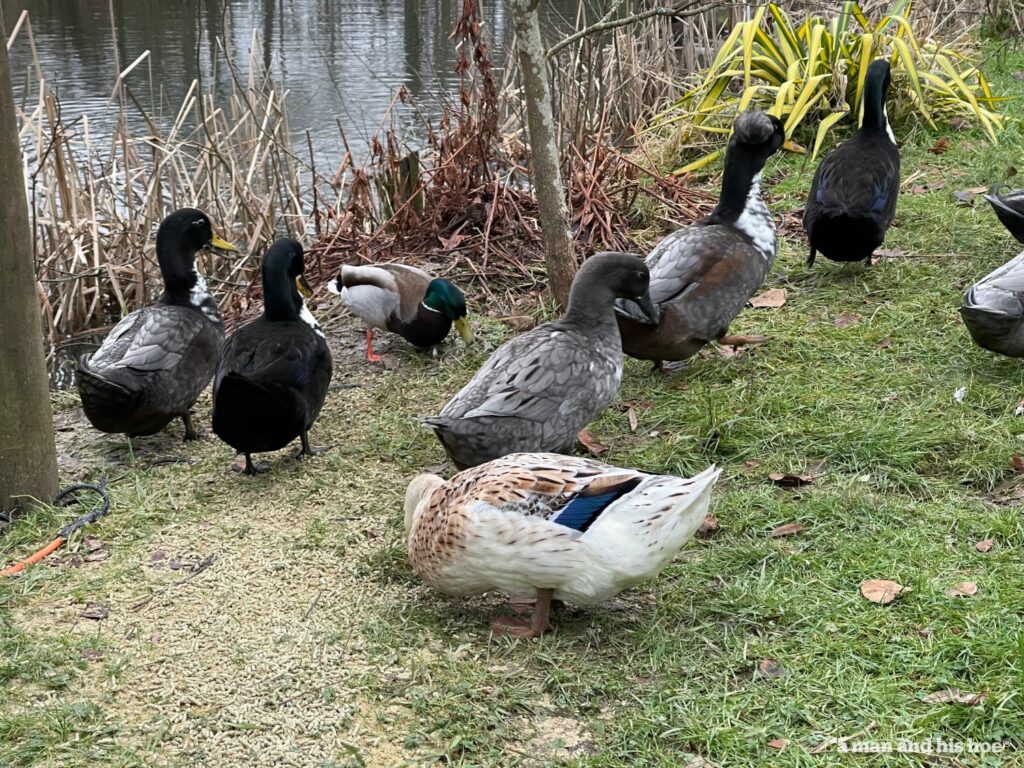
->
<box><xmin>553</xmin><ymin>478</ymin><xmax>642</xmax><ymax>533</ymax></box>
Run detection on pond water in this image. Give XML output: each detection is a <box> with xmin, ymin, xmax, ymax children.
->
<box><xmin>1</xmin><ymin>0</ymin><xmax>585</xmax><ymax>167</ymax></box>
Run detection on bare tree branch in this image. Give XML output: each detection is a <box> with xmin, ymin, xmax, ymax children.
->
<box><xmin>547</xmin><ymin>2</ymin><xmax>720</xmax><ymax>60</ymax></box>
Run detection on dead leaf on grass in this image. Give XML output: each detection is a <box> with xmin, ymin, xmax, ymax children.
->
<box><xmin>83</xmin><ymin>549</ymin><xmax>110</xmax><ymax>563</ymax></box>
<box><xmin>82</xmin><ymin>537</ymin><xmax>104</xmax><ymax>553</ymax></box>
<box><xmin>768</xmin><ymin>738</ymin><xmax>787</xmax><ymax>750</ymax></box>
<box><xmin>697</xmin><ymin>514</ymin><xmax>719</xmax><ymax>538</ymax></box>
<box><xmin>921</xmin><ymin>689</ymin><xmax>987</xmax><ymax>705</ymax></box>
<box><xmin>877</xmin><ymin>338</ymin><xmax>892</xmax><ymax>349</ymax></box>
<box><xmin>975</xmin><ymin>539</ymin><xmax>994</xmax><ymax>553</ymax></box>
<box><xmin>1013</xmin><ymin>453</ymin><xmax>1024</xmax><ymax>472</ymax></box>
<box><xmin>82</xmin><ymin>648</ymin><xmax>105</xmax><ymax>662</ymax></box>
<box><xmin>1013</xmin><ymin>71</ymin><xmax>1024</xmax><ymax>80</ymax></box>
<box><xmin>749</xmin><ymin>288</ymin><xmax>787</xmax><ymax>309</ymax></box>
<box><xmin>928</xmin><ymin>137</ymin><xmax>951</xmax><ymax>155</ymax></box>
<box><xmin>833</xmin><ymin>313</ymin><xmax>861</xmax><ymax>329</ymax></box>
<box><xmin>628</xmin><ymin>406</ymin><xmax>638</xmax><ymax>433</ymax></box>
<box><xmin>578</xmin><ymin>430</ymin><xmax>607</xmax><ymax>457</ymax></box>
<box><xmin>769</xmin><ymin>523</ymin><xmax>803</xmax><ymax>538</ymax></box>
<box><xmin>756</xmin><ymin>658</ymin><xmax>786</xmax><ymax>679</ymax></box>
<box><xmin>860</xmin><ymin>579</ymin><xmax>905</xmax><ymax>604</ymax></box>
<box><xmin>769</xmin><ymin>472</ymin><xmax>813</xmax><ymax>488</ymax></box>
<box><xmin>946</xmin><ymin>581</ymin><xmax>978</xmax><ymax>597</ymax></box>
<box><xmin>81</xmin><ymin>603</ymin><xmax>109</xmax><ymax>620</ymax></box>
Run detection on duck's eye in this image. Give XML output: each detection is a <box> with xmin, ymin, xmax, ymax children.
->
<box><xmin>192</xmin><ymin>218</ymin><xmax>206</xmax><ymax>227</ymax></box>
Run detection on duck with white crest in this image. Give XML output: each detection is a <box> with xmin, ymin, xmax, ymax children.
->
<box><xmin>615</xmin><ymin>110</ymin><xmax>788</xmax><ymax>369</ymax></box>
<box><xmin>76</xmin><ymin>208</ymin><xmax>238</xmax><ymax>441</ymax></box>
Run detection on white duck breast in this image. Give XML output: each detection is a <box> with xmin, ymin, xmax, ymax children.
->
<box><xmin>733</xmin><ymin>173</ymin><xmax>776</xmax><ymax>260</ymax></box>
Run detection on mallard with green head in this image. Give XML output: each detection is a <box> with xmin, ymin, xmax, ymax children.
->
<box><xmin>803</xmin><ymin>59</ymin><xmax>900</xmax><ymax>267</ymax></box>
<box><xmin>212</xmin><ymin>238</ymin><xmax>333</xmax><ymax>474</ymax></box>
<box><xmin>328</xmin><ymin>264</ymin><xmax>472</xmax><ymax>361</ymax></box>
<box><xmin>77</xmin><ymin>208</ymin><xmax>237</xmax><ymax>440</ymax></box>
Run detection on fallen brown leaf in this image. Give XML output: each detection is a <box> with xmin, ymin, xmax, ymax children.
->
<box><xmin>82</xmin><ymin>537</ymin><xmax>104</xmax><ymax>553</ymax></box>
<box><xmin>756</xmin><ymin>658</ymin><xmax>785</xmax><ymax>679</ymax></box>
<box><xmin>697</xmin><ymin>514</ymin><xmax>719</xmax><ymax>539</ymax></box>
<box><xmin>628</xmin><ymin>406</ymin><xmax>638</xmax><ymax>433</ymax></box>
<box><xmin>578</xmin><ymin>430</ymin><xmax>607</xmax><ymax>457</ymax></box>
<box><xmin>928</xmin><ymin>136</ymin><xmax>951</xmax><ymax>155</ymax></box>
<box><xmin>975</xmin><ymin>539</ymin><xmax>994</xmax><ymax>553</ymax></box>
<box><xmin>82</xmin><ymin>648</ymin><xmax>105</xmax><ymax>662</ymax></box>
<box><xmin>946</xmin><ymin>581</ymin><xmax>978</xmax><ymax>597</ymax></box>
<box><xmin>1013</xmin><ymin>71</ymin><xmax>1024</xmax><ymax>80</ymax></box>
<box><xmin>877</xmin><ymin>338</ymin><xmax>892</xmax><ymax>349</ymax></box>
<box><xmin>833</xmin><ymin>313</ymin><xmax>861</xmax><ymax>329</ymax></box>
<box><xmin>1013</xmin><ymin>453</ymin><xmax>1024</xmax><ymax>472</ymax></box>
<box><xmin>749</xmin><ymin>288</ymin><xmax>787</xmax><ymax>309</ymax></box>
<box><xmin>769</xmin><ymin>472</ymin><xmax>813</xmax><ymax>488</ymax></box>
<box><xmin>768</xmin><ymin>739</ymin><xmax>787</xmax><ymax>750</ymax></box>
<box><xmin>860</xmin><ymin>579</ymin><xmax>905</xmax><ymax>605</ymax></box>
<box><xmin>769</xmin><ymin>523</ymin><xmax>804</xmax><ymax>538</ymax></box>
<box><xmin>83</xmin><ymin>549</ymin><xmax>110</xmax><ymax>563</ymax></box>
<box><xmin>922</xmin><ymin>689</ymin><xmax>987</xmax><ymax>705</ymax></box>
<box><xmin>81</xmin><ymin>603</ymin><xmax>109</xmax><ymax>620</ymax></box>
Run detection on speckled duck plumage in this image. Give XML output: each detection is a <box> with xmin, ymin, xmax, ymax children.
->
<box><xmin>404</xmin><ymin>453</ymin><xmax>720</xmax><ymax>635</ymax></box>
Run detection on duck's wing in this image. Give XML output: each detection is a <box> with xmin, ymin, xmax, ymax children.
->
<box><xmin>217</xmin><ymin>320</ymin><xmax>331</xmax><ymax>392</ymax></box>
<box><xmin>377</xmin><ymin>264</ymin><xmax>433</xmax><ymax>322</ymax></box>
<box><xmin>83</xmin><ymin>306</ymin><xmax>209</xmax><ymax>374</ymax></box>
<box><xmin>972</xmin><ymin>250</ymin><xmax>1024</xmax><ymax>294</ymax></box>
<box><xmin>806</xmin><ymin>140</ymin><xmax>900</xmax><ymax>222</ymax></box>
<box><xmin>436</xmin><ymin>325</ymin><xmax>604</xmax><ymax>424</ymax></box>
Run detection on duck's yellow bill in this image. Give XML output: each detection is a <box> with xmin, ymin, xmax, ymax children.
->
<box><xmin>782</xmin><ymin>138</ymin><xmax>805</xmax><ymax>154</ymax></box>
<box><xmin>454</xmin><ymin>317</ymin><xmax>474</xmax><ymax>342</ymax></box>
<box><xmin>210</xmin><ymin>234</ymin><xmax>239</xmax><ymax>252</ymax></box>
<box><xmin>296</xmin><ymin>274</ymin><xmax>313</xmax><ymax>298</ymax></box>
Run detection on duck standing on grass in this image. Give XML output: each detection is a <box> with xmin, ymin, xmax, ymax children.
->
<box><xmin>77</xmin><ymin>208</ymin><xmax>238</xmax><ymax>441</ymax></box>
<box><xmin>803</xmin><ymin>59</ymin><xmax>900</xmax><ymax>267</ymax></box>
<box><xmin>983</xmin><ymin>185</ymin><xmax>1024</xmax><ymax>244</ymax></box>
<box><xmin>959</xmin><ymin>192</ymin><xmax>1024</xmax><ymax>356</ymax></box>
<box><xmin>424</xmin><ymin>252</ymin><xmax>657</xmax><ymax>469</ymax></box>
<box><xmin>328</xmin><ymin>263</ymin><xmax>473</xmax><ymax>362</ymax></box>
<box><xmin>212</xmin><ymin>239</ymin><xmax>333</xmax><ymax>474</ymax></box>
<box><xmin>404</xmin><ymin>453</ymin><xmax>721</xmax><ymax>638</ymax></box>
<box><xmin>614</xmin><ymin>110</ymin><xmax>788</xmax><ymax>370</ymax></box>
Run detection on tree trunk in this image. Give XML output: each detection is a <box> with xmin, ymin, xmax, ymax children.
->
<box><xmin>0</xmin><ymin>11</ymin><xmax>58</xmax><ymax>514</ymax></box>
<box><xmin>510</xmin><ymin>0</ymin><xmax>575</xmax><ymax>308</ymax></box>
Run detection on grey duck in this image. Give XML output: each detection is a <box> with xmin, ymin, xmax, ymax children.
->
<box><xmin>424</xmin><ymin>252</ymin><xmax>656</xmax><ymax>469</ymax></box>
<box><xmin>77</xmin><ymin>208</ymin><xmax>237</xmax><ymax>440</ymax></box>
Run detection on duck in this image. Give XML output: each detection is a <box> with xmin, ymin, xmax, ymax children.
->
<box><xmin>424</xmin><ymin>252</ymin><xmax>657</xmax><ymax>469</ymax></box>
<box><xmin>405</xmin><ymin>453</ymin><xmax>721</xmax><ymax>638</ymax></box>
<box><xmin>614</xmin><ymin>110</ymin><xmax>787</xmax><ymax>368</ymax></box>
<box><xmin>212</xmin><ymin>239</ymin><xmax>333</xmax><ymax>474</ymax></box>
<box><xmin>984</xmin><ymin>185</ymin><xmax>1024</xmax><ymax>243</ymax></box>
<box><xmin>76</xmin><ymin>208</ymin><xmax>237</xmax><ymax>440</ymax></box>
<box><xmin>803</xmin><ymin>58</ymin><xmax>900</xmax><ymax>267</ymax></box>
<box><xmin>328</xmin><ymin>263</ymin><xmax>473</xmax><ymax>362</ymax></box>
<box><xmin>960</xmin><ymin>249</ymin><xmax>1024</xmax><ymax>358</ymax></box>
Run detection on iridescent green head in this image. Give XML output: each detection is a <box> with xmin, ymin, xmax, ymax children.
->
<box><xmin>423</xmin><ymin>278</ymin><xmax>473</xmax><ymax>341</ymax></box>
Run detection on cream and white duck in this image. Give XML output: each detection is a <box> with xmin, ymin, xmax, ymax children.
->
<box><xmin>405</xmin><ymin>453</ymin><xmax>721</xmax><ymax>638</ymax></box>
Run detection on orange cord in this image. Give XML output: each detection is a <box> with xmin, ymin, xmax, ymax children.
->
<box><xmin>0</xmin><ymin>536</ymin><xmax>66</xmax><ymax>577</ymax></box>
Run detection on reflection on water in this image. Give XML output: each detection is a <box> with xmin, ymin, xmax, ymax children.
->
<box><xmin>2</xmin><ymin>0</ymin><xmax>582</xmax><ymax>167</ymax></box>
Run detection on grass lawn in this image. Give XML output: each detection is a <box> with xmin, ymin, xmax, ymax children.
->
<box><xmin>2</xmin><ymin>42</ymin><xmax>1024</xmax><ymax>768</ymax></box>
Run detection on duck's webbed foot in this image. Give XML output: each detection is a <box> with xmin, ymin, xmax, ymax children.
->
<box><xmin>491</xmin><ymin>589</ymin><xmax>553</xmax><ymax>639</ymax></box>
<box><xmin>297</xmin><ymin>431</ymin><xmax>331</xmax><ymax>458</ymax></box>
<box><xmin>233</xmin><ymin>454</ymin><xmax>272</xmax><ymax>475</ymax></box>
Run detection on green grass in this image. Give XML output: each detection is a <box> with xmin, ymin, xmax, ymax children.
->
<box><xmin>2</xmin><ymin>39</ymin><xmax>1024</xmax><ymax>768</ymax></box>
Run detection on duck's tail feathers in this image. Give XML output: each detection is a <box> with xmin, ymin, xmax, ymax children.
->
<box><xmin>76</xmin><ymin>356</ymin><xmax>141</xmax><ymax>432</ymax></box>
<box><xmin>578</xmin><ymin>464</ymin><xmax>721</xmax><ymax>577</ymax></box>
